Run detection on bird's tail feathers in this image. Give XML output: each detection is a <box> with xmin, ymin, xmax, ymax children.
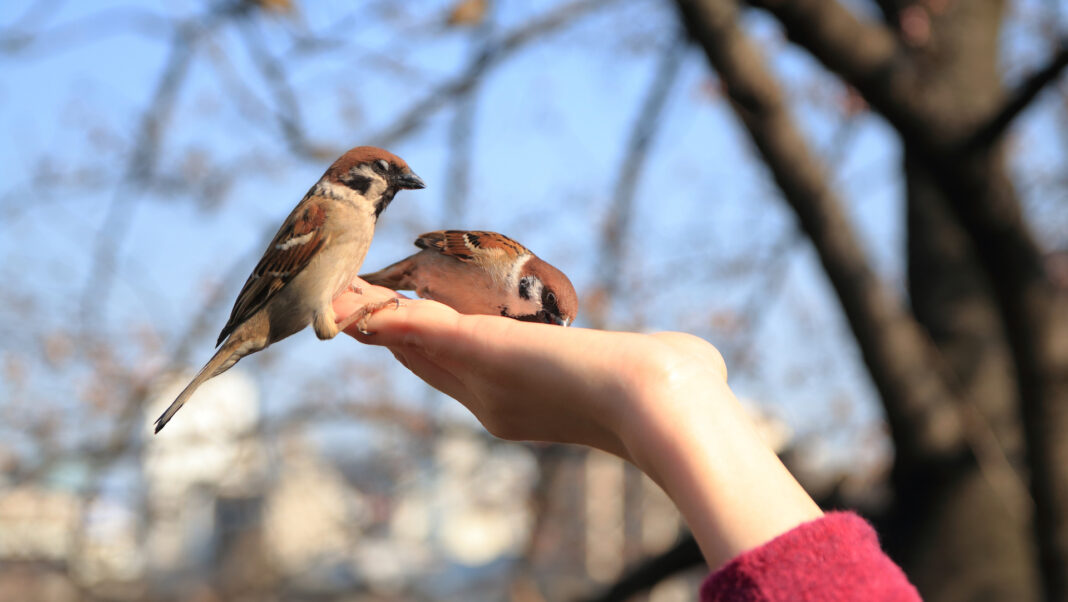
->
<box><xmin>359</xmin><ymin>259</ymin><xmax>414</xmax><ymax>291</ymax></box>
<box><xmin>154</xmin><ymin>340</ymin><xmax>247</xmax><ymax>434</ymax></box>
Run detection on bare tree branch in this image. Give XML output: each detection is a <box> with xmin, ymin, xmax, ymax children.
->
<box><xmin>590</xmin><ymin>36</ymin><xmax>686</xmax><ymax>329</ymax></box>
<box><xmin>718</xmin><ymin>230</ymin><xmax>802</xmax><ymax>374</ymax></box>
<box><xmin>966</xmin><ymin>39</ymin><xmax>1068</xmax><ymax>150</ymax></box>
<box><xmin>2</xmin><ymin>0</ymin><xmax>64</xmax><ymax>31</ymax></box>
<box><xmin>0</xmin><ymin>6</ymin><xmax>171</xmax><ymax>57</ymax></box>
<box><xmin>203</xmin><ymin>32</ymin><xmax>290</xmax><ymax>137</ymax></box>
<box><xmin>743</xmin><ymin>0</ymin><xmax>931</xmax><ymax>139</ymax></box>
<box><xmin>370</xmin><ymin>0</ymin><xmax>623</xmax><ymax>148</ymax></box>
<box><xmin>749</xmin><ymin>0</ymin><xmax>1067</xmax><ymax>152</ymax></box>
<box><xmin>579</xmin><ymin>533</ymin><xmax>701</xmax><ymax>602</ymax></box>
<box><xmin>10</xmin><ymin>242</ymin><xmax>261</xmax><ymax>488</ymax></box>
<box><xmin>443</xmin><ymin>12</ymin><xmax>498</xmax><ymax>223</ymax></box>
<box><xmin>443</xmin><ymin>93</ymin><xmax>477</xmax><ymax>222</ymax></box>
<box><xmin>871</xmin><ymin>0</ymin><xmax>900</xmax><ymax>25</ymax></box>
<box><xmin>936</xmin><ymin>143</ymin><xmax>1068</xmax><ymax>602</ymax></box>
<box><xmin>238</xmin><ymin>16</ymin><xmax>336</xmax><ymax>160</ymax></box>
<box><xmin>202</xmin><ymin>0</ymin><xmax>621</xmax><ymax>167</ymax></box>
<box><xmin>682</xmin><ymin>3</ymin><xmax>1029</xmax><ymax>525</ymax></box>
<box><xmin>698</xmin><ymin>0</ymin><xmax>1068</xmax><ymax>594</ymax></box>
<box><xmin>510</xmin><ymin>445</ymin><xmax>574</xmax><ymax>599</ymax></box>
<box><xmin>675</xmin><ymin>0</ymin><xmax>966</xmax><ymax>465</ymax></box>
<box><xmin>79</xmin><ymin>29</ymin><xmax>196</xmax><ymax>332</ymax></box>
<box><xmin>79</xmin><ymin>3</ymin><xmax>251</xmax><ymax>331</ymax></box>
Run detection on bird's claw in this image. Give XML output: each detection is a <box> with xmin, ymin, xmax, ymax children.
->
<box><xmin>339</xmin><ymin>298</ymin><xmax>403</xmax><ymax>335</ymax></box>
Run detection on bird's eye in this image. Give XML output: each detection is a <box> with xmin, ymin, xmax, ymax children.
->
<box><xmin>375</xmin><ymin>159</ymin><xmax>390</xmax><ymax>172</ymax></box>
<box><xmin>546</xmin><ymin>292</ymin><xmax>556</xmax><ymax>304</ymax></box>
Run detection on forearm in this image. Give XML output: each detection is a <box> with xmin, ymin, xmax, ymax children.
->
<box><xmin>617</xmin><ymin>357</ymin><xmax>823</xmax><ymax>569</ymax></box>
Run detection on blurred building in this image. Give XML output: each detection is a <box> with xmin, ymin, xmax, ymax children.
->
<box><xmin>141</xmin><ymin>369</ymin><xmax>545</xmax><ymax>599</ymax></box>
<box><xmin>0</xmin><ymin>485</ymin><xmax>143</xmax><ymax>601</ymax></box>
<box><xmin>0</xmin><ymin>486</ymin><xmax>79</xmax><ymax>563</ymax></box>
<box><xmin>142</xmin><ymin>368</ymin><xmax>268</xmax><ymax>596</ymax></box>
<box><xmin>0</xmin><ymin>367</ymin><xmax>711</xmax><ymax>600</ymax></box>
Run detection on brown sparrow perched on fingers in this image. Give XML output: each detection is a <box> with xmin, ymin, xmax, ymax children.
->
<box><xmin>154</xmin><ymin>146</ymin><xmax>425</xmax><ymax>433</ymax></box>
<box><xmin>360</xmin><ymin>230</ymin><xmax>578</xmax><ymax>326</ymax></box>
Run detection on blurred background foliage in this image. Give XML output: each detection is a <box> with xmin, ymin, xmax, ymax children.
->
<box><xmin>0</xmin><ymin>0</ymin><xmax>1066</xmax><ymax>600</ymax></box>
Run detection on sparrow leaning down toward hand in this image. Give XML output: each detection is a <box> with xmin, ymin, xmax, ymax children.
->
<box><xmin>360</xmin><ymin>230</ymin><xmax>578</xmax><ymax>326</ymax></box>
<box><xmin>154</xmin><ymin>146</ymin><xmax>425</xmax><ymax>433</ymax></box>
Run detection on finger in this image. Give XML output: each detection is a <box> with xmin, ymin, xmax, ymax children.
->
<box><xmin>333</xmin><ymin>284</ymin><xmax>408</xmax><ymax>327</ymax></box>
<box><xmin>343</xmin><ymin>299</ymin><xmax>525</xmax><ymax>389</ymax></box>
<box><xmin>342</xmin><ymin>297</ymin><xmax>467</xmax><ymax>348</ymax></box>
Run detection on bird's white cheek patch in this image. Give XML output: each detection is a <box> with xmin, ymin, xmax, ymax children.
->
<box><xmin>318</xmin><ymin>180</ymin><xmax>347</xmax><ymax>199</ymax></box>
<box><xmin>506</xmin><ymin>254</ymin><xmax>533</xmax><ymax>290</ymax></box>
<box><xmin>276</xmin><ymin>231</ymin><xmax>315</xmax><ymax>250</ymax></box>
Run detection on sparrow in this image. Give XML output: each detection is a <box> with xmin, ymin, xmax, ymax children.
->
<box><xmin>154</xmin><ymin>146</ymin><xmax>425</xmax><ymax>433</ymax></box>
<box><xmin>360</xmin><ymin>230</ymin><xmax>578</xmax><ymax>326</ymax></box>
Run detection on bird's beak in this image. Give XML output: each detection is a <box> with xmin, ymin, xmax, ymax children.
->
<box><xmin>394</xmin><ymin>170</ymin><xmax>426</xmax><ymax>190</ymax></box>
<box><xmin>536</xmin><ymin>310</ymin><xmax>569</xmax><ymax>326</ymax></box>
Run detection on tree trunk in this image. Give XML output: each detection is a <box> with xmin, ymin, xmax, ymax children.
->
<box><xmin>899</xmin><ymin>156</ymin><xmax>1039</xmax><ymax>600</ymax></box>
<box><xmin>671</xmin><ymin>0</ymin><xmax>1068</xmax><ymax>597</ymax></box>
<box><xmin>737</xmin><ymin>0</ymin><xmax>1068</xmax><ymax>597</ymax></box>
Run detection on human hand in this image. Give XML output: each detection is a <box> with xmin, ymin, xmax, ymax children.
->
<box><xmin>333</xmin><ymin>287</ymin><xmax>726</xmax><ymax>465</ymax></box>
<box><xmin>333</xmin><ymin>288</ymin><xmax>822</xmax><ymax>569</ymax></box>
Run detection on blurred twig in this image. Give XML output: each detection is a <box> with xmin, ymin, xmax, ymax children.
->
<box><xmin>7</xmin><ymin>246</ymin><xmax>257</xmax><ymax>488</ymax></box>
<box><xmin>509</xmin><ymin>444</ymin><xmax>575</xmax><ymax>600</ymax></box>
<box><xmin>676</xmin><ymin>0</ymin><xmax>968</xmax><ymax>464</ymax></box>
<box><xmin>79</xmin><ymin>31</ymin><xmax>195</xmax><ymax>333</ymax></box>
<box><xmin>443</xmin><ymin>5</ymin><xmax>497</xmax><ymax>223</ymax></box>
<box><xmin>579</xmin><ymin>533</ymin><xmax>701</xmax><ymax>602</ymax></box>
<box><xmin>198</xmin><ymin>0</ymin><xmax>620</xmax><ymax>169</ymax></box>
<box><xmin>588</xmin><ymin>36</ymin><xmax>686</xmax><ymax>329</ymax></box>
<box><xmin>0</xmin><ymin>5</ymin><xmax>171</xmax><ymax>57</ymax></box>
<box><xmin>370</xmin><ymin>0</ymin><xmax>623</xmax><ymax>148</ymax></box>
<box><xmin>238</xmin><ymin>16</ymin><xmax>326</xmax><ymax>159</ymax></box>
<box><xmin>965</xmin><ymin>38</ymin><xmax>1068</xmax><ymax>151</ymax></box>
<box><xmin>79</xmin><ymin>3</ymin><xmax>252</xmax><ymax>333</ymax></box>
<box><xmin>2</xmin><ymin>0</ymin><xmax>64</xmax><ymax>30</ymax></box>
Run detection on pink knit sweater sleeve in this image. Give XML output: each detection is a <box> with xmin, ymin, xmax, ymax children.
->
<box><xmin>700</xmin><ymin>512</ymin><xmax>921</xmax><ymax>601</ymax></box>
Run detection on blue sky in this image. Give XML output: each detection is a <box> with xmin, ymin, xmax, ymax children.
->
<box><xmin>2</xmin><ymin>0</ymin><xmax>1065</xmax><ymax>493</ymax></box>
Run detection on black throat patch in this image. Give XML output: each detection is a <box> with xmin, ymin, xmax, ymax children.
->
<box><xmin>373</xmin><ymin>189</ymin><xmax>396</xmax><ymax>220</ymax></box>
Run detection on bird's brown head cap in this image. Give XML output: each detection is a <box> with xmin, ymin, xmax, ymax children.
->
<box><xmin>324</xmin><ymin>146</ymin><xmax>425</xmax><ymax>190</ymax></box>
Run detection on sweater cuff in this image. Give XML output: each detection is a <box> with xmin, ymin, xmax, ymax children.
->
<box><xmin>700</xmin><ymin>511</ymin><xmax>920</xmax><ymax>601</ymax></box>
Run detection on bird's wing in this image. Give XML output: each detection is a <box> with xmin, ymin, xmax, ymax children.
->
<box><xmin>414</xmin><ymin>230</ymin><xmax>528</xmax><ymax>264</ymax></box>
<box><xmin>216</xmin><ymin>199</ymin><xmax>330</xmax><ymax>346</ymax></box>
